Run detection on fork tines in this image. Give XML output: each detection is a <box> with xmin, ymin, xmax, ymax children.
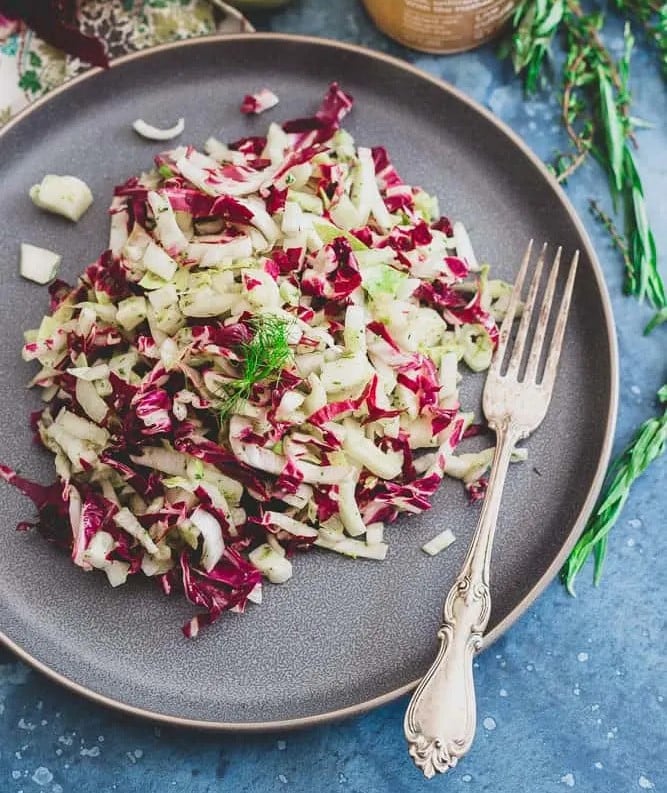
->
<box><xmin>492</xmin><ymin>241</ymin><xmax>579</xmax><ymax>387</ymax></box>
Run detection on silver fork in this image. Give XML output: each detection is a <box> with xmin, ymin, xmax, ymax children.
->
<box><xmin>404</xmin><ymin>241</ymin><xmax>579</xmax><ymax>778</ymax></box>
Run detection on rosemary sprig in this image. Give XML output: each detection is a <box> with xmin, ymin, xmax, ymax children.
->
<box><xmin>504</xmin><ymin>2</ymin><xmax>667</xmax><ymax>319</ymax></box>
<box><xmin>506</xmin><ymin>0</ymin><xmax>565</xmax><ymax>92</ymax></box>
<box><xmin>218</xmin><ymin>314</ymin><xmax>293</xmax><ymax>422</ymax></box>
<box><xmin>562</xmin><ymin>384</ymin><xmax>667</xmax><ymax>593</ymax></box>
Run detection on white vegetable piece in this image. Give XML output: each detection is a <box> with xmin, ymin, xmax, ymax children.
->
<box><xmin>30</xmin><ymin>174</ymin><xmax>93</xmax><ymax>222</ymax></box>
<box><xmin>337</xmin><ymin>477</ymin><xmax>366</xmax><ymax>537</ymax></box>
<box><xmin>365</xmin><ymin>523</ymin><xmax>384</xmax><ymax>545</ymax></box>
<box><xmin>19</xmin><ymin>243</ymin><xmax>61</xmax><ymax>284</ymax></box>
<box><xmin>249</xmin><ymin>543</ymin><xmax>293</xmax><ymax>584</ymax></box>
<box><xmin>320</xmin><ymin>353</ymin><xmax>373</xmax><ymax>393</ymax></box>
<box><xmin>343</xmin><ymin>304</ymin><xmax>367</xmax><ymax>355</ymax></box>
<box><xmin>147</xmin><ymin>191</ymin><xmax>188</xmax><ymax>254</ymax></box>
<box><xmin>113</xmin><ymin>507</ymin><xmax>159</xmax><ymax>555</ymax></box>
<box><xmin>262</xmin><ymin>122</ymin><xmax>289</xmax><ymax>166</ymax></box>
<box><xmin>82</xmin><ymin>531</ymin><xmax>131</xmax><ymax>587</ymax></box>
<box><xmin>75</xmin><ymin>378</ymin><xmax>108</xmax><ymax>424</ymax></box>
<box><xmin>422</xmin><ymin>528</ymin><xmax>456</xmax><ymax>556</ymax></box>
<box><xmin>314</xmin><ymin>534</ymin><xmax>388</xmax><ymax>560</ymax></box>
<box><xmin>263</xmin><ymin>511</ymin><xmax>318</xmax><ymax>538</ymax></box>
<box><xmin>142</xmin><ymin>241</ymin><xmax>178</xmax><ymax>281</ymax></box>
<box><xmin>66</xmin><ymin>363</ymin><xmax>110</xmax><ymax>381</ymax></box>
<box><xmin>453</xmin><ymin>221</ymin><xmax>479</xmax><ymax>271</ymax></box>
<box><xmin>116</xmin><ymin>296</ymin><xmax>147</xmax><ymax>331</ymax></box>
<box><xmin>132</xmin><ymin>117</ymin><xmax>185</xmax><ymax>141</ymax></box>
<box><xmin>354</xmin><ymin>147</ymin><xmax>393</xmax><ymax>230</ymax></box>
<box><xmin>246</xmin><ymin>582</ymin><xmax>263</xmax><ymax>604</ymax></box>
<box><xmin>57</xmin><ymin>407</ymin><xmax>108</xmax><ymax>447</ymax></box>
<box><xmin>342</xmin><ymin>419</ymin><xmax>403</xmax><ymax>480</ymax></box>
<box><xmin>190</xmin><ymin>507</ymin><xmax>225</xmax><ymax>572</ymax></box>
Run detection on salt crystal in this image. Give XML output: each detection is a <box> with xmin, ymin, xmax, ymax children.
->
<box><xmin>31</xmin><ymin>767</ymin><xmax>53</xmax><ymax>786</ymax></box>
<box><xmin>560</xmin><ymin>773</ymin><xmax>575</xmax><ymax>787</ymax></box>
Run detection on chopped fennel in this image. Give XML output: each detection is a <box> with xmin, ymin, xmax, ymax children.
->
<box><xmin>1</xmin><ymin>82</ymin><xmax>520</xmax><ymax>638</ymax></box>
<box><xmin>30</xmin><ymin>174</ymin><xmax>93</xmax><ymax>221</ymax></box>
<box><xmin>422</xmin><ymin>528</ymin><xmax>456</xmax><ymax>556</ymax></box>
<box><xmin>20</xmin><ymin>243</ymin><xmax>61</xmax><ymax>284</ymax></box>
<box><xmin>133</xmin><ymin>117</ymin><xmax>185</xmax><ymax>141</ymax></box>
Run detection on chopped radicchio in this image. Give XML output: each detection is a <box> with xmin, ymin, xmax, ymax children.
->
<box><xmin>1</xmin><ymin>83</ymin><xmax>516</xmax><ymax>636</ymax></box>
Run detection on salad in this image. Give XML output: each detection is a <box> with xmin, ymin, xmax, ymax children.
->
<box><xmin>1</xmin><ymin>84</ymin><xmax>519</xmax><ymax>637</ymax></box>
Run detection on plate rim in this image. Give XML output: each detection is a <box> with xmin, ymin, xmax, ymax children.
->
<box><xmin>0</xmin><ymin>31</ymin><xmax>619</xmax><ymax>732</ymax></box>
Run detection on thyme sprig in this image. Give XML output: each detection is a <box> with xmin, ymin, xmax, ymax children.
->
<box><xmin>562</xmin><ymin>384</ymin><xmax>667</xmax><ymax>592</ymax></box>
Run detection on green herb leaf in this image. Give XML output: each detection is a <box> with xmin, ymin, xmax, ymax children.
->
<box><xmin>562</xmin><ymin>384</ymin><xmax>667</xmax><ymax>594</ymax></box>
<box><xmin>644</xmin><ymin>306</ymin><xmax>667</xmax><ymax>334</ymax></box>
<box><xmin>624</xmin><ymin>146</ymin><xmax>666</xmax><ymax>308</ymax></box>
<box><xmin>218</xmin><ymin>314</ymin><xmax>294</xmax><ymax>422</ymax></box>
<box><xmin>597</xmin><ymin>67</ymin><xmax>625</xmax><ymax>193</ymax></box>
<box><xmin>158</xmin><ymin>164</ymin><xmax>174</xmax><ymax>179</ymax></box>
<box><xmin>503</xmin><ymin>0</ymin><xmax>667</xmax><ymax>310</ymax></box>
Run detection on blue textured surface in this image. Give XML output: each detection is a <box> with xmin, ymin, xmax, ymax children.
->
<box><xmin>1</xmin><ymin>2</ymin><xmax>665</xmax><ymax>791</ymax></box>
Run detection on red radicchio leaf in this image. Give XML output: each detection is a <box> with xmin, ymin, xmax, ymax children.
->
<box><xmin>271</xmin><ymin>247</ymin><xmax>303</xmax><ymax>275</ymax></box>
<box><xmin>264</xmin><ymin>185</ymin><xmax>287</xmax><ymax>214</ymax></box>
<box><xmin>162</xmin><ymin>549</ymin><xmax>260</xmax><ymax>637</ymax></box>
<box><xmin>83</xmin><ymin>249</ymin><xmax>133</xmax><ymax>301</ymax></box>
<box><xmin>313</xmin><ymin>486</ymin><xmax>339</xmax><ymax>522</ymax></box>
<box><xmin>431</xmin><ymin>216</ymin><xmax>454</xmax><ymax>236</ymax></box>
<box><xmin>229</xmin><ymin>135</ymin><xmax>267</xmax><ymax>155</ymax></box>
<box><xmin>465</xmin><ymin>477</ymin><xmax>488</xmax><ymax>503</ymax></box>
<box><xmin>371</xmin><ymin>146</ymin><xmax>404</xmax><ymax>189</ymax></box>
<box><xmin>0</xmin><ymin>464</ymin><xmax>71</xmax><ymax>547</ymax></box>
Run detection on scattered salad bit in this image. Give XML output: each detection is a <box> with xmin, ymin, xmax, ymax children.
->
<box><xmin>240</xmin><ymin>88</ymin><xmax>280</xmax><ymax>115</ymax></box>
<box><xmin>2</xmin><ymin>83</ymin><xmax>517</xmax><ymax>638</ymax></box>
<box><xmin>19</xmin><ymin>243</ymin><xmax>62</xmax><ymax>285</ymax></box>
<box><xmin>133</xmin><ymin>117</ymin><xmax>186</xmax><ymax>142</ymax></box>
<box><xmin>422</xmin><ymin>528</ymin><xmax>456</xmax><ymax>556</ymax></box>
<box><xmin>30</xmin><ymin>174</ymin><xmax>94</xmax><ymax>222</ymax></box>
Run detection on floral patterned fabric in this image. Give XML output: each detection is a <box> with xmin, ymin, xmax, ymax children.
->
<box><xmin>0</xmin><ymin>0</ymin><xmax>253</xmax><ymax>127</ymax></box>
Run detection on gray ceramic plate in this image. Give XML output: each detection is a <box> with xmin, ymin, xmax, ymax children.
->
<box><xmin>0</xmin><ymin>34</ymin><xmax>617</xmax><ymax>730</ymax></box>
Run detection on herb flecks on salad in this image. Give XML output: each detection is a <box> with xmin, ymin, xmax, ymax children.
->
<box><xmin>2</xmin><ymin>84</ymin><xmax>516</xmax><ymax>637</ymax></box>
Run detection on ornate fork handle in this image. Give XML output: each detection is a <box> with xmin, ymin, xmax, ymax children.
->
<box><xmin>404</xmin><ymin>420</ymin><xmax>519</xmax><ymax>778</ymax></box>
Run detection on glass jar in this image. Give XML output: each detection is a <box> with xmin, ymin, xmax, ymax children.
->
<box><xmin>361</xmin><ymin>0</ymin><xmax>517</xmax><ymax>54</ymax></box>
